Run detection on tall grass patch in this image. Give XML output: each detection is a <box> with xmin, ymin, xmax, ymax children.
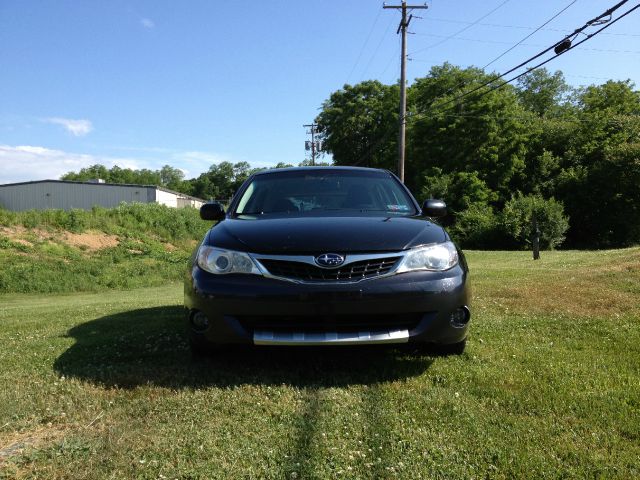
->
<box><xmin>0</xmin><ymin>204</ymin><xmax>210</xmax><ymax>293</ymax></box>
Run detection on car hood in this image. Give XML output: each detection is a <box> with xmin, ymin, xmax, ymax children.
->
<box><xmin>206</xmin><ymin>215</ymin><xmax>447</xmax><ymax>253</ymax></box>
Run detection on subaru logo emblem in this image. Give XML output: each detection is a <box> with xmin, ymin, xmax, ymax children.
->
<box><xmin>315</xmin><ymin>253</ymin><xmax>345</xmax><ymax>268</ymax></box>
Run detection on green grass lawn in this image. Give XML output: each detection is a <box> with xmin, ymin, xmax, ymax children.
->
<box><xmin>1</xmin><ymin>249</ymin><xmax>639</xmax><ymax>479</ymax></box>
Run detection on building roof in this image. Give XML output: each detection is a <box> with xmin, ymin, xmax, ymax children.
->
<box><xmin>0</xmin><ymin>179</ymin><xmax>205</xmax><ymax>203</ymax></box>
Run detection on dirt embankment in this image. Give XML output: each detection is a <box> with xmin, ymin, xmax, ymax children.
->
<box><xmin>1</xmin><ymin>226</ymin><xmax>119</xmax><ymax>251</ymax></box>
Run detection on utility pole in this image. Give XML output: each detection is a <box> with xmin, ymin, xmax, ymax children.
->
<box><xmin>303</xmin><ymin>123</ymin><xmax>319</xmax><ymax>166</ymax></box>
<box><xmin>384</xmin><ymin>1</ymin><xmax>427</xmax><ymax>183</ymax></box>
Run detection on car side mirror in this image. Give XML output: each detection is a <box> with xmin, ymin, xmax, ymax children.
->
<box><xmin>422</xmin><ymin>199</ymin><xmax>447</xmax><ymax>218</ymax></box>
<box><xmin>200</xmin><ymin>202</ymin><xmax>225</xmax><ymax>221</ymax></box>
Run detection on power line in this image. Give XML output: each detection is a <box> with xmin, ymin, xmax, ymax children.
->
<box><xmin>404</xmin><ymin>1</ymin><xmax>580</xmax><ymax>125</ymax></box>
<box><xmin>563</xmin><ymin>74</ymin><xmax>615</xmax><ymax>80</ymax></box>
<box><xmin>346</xmin><ymin>9</ymin><xmax>383</xmax><ymax>84</ymax></box>
<box><xmin>359</xmin><ymin>15</ymin><xmax>397</xmax><ymax>81</ymax></box>
<box><xmin>407</xmin><ymin>34</ymin><xmax>640</xmax><ymax>54</ymax></box>
<box><xmin>339</xmin><ymin>1</ymin><xmax>638</xmax><ymax>170</ymax></box>
<box><xmin>383</xmin><ymin>0</ymin><xmax>429</xmax><ymax>183</ymax></box>
<box><xmin>379</xmin><ymin>34</ymin><xmax>402</xmax><ymax>81</ymax></box>
<box><xmin>473</xmin><ymin>3</ymin><xmax>640</xmax><ymax>105</ymax></box>
<box><xmin>419</xmin><ymin>17</ymin><xmax>640</xmax><ymax>37</ymax></box>
<box><xmin>349</xmin><ymin>127</ymin><xmax>398</xmax><ymax>168</ymax></box>
<box><xmin>411</xmin><ymin>0</ymin><xmax>634</xmax><ymax>120</ymax></box>
<box><xmin>409</xmin><ymin>0</ymin><xmax>513</xmax><ymax>56</ymax></box>
<box><xmin>481</xmin><ymin>0</ymin><xmax>577</xmax><ymax>70</ymax></box>
<box><xmin>411</xmin><ymin>0</ymin><xmax>640</xmax><ymax>121</ymax></box>
<box><xmin>412</xmin><ymin>111</ymin><xmax>640</xmax><ymax>123</ymax></box>
<box><xmin>571</xmin><ymin>46</ymin><xmax>640</xmax><ymax>54</ymax></box>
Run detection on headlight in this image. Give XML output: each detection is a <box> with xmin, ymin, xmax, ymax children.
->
<box><xmin>197</xmin><ymin>246</ymin><xmax>262</xmax><ymax>275</ymax></box>
<box><xmin>396</xmin><ymin>241</ymin><xmax>459</xmax><ymax>273</ymax></box>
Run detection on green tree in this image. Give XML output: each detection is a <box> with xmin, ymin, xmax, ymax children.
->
<box><xmin>314</xmin><ymin>64</ymin><xmax>640</xmax><ymax>249</ymax></box>
<box><xmin>189</xmin><ymin>161</ymin><xmax>255</xmax><ymax>200</ymax></box>
<box><xmin>299</xmin><ymin>159</ymin><xmax>332</xmax><ymax>166</ymax></box>
<box><xmin>521</xmin><ymin>149</ymin><xmax>563</xmax><ymax>196</ymax></box>
<box><xmin>159</xmin><ymin>165</ymin><xmax>185</xmax><ymax>190</ymax></box>
<box><xmin>420</xmin><ymin>168</ymin><xmax>496</xmax><ymax>217</ymax></box>
<box><xmin>516</xmin><ymin>69</ymin><xmax>571</xmax><ymax>116</ymax></box>
<box><xmin>61</xmin><ymin>164</ymin><xmax>163</xmax><ymax>186</ymax></box>
<box><xmin>409</xmin><ymin>63</ymin><xmax>531</xmax><ymax>199</ymax></box>
<box><xmin>272</xmin><ymin>162</ymin><xmax>294</xmax><ymax>169</ymax></box>
<box><xmin>315</xmin><ymin>80</ymin><xmax>399</xmax><ymax>170</ymax></box>
<box><xmin>579</xmin><ymin>80</ymin><xmax>640</xmax><ymax>115</ymax></box>
<box><xmin>554</xmin><ymin>80</ymin><xmax>640</xmax><ymax>246</ymax></box>
<box><xmin>61</xmin><ymin>164</ymin><xmax>110</xmax><ymax>182</ymax></box>
<box><xmin>557</xmin><ymin>141</ymin><xmax>640</xmax><ymax>247</ymax></box>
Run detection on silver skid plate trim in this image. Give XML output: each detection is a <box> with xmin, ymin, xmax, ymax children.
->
<box><xmin>253</xmin><ymin>329</ymin><xmax>410</xmax><ymax>346</ymax></box>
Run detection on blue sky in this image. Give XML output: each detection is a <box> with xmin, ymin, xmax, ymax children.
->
<box><xmin>1</xmin><ymin>0</ymin><xmax>639</xmax><ymax>184</ymax></box>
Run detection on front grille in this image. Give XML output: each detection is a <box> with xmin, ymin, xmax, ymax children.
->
<box><xmin>259</xmin><ymin>256</ymin><xmax>402</xmax><ymax>282</ymax></box>
<box><xmin>237</xmin><ymin>313</ymin><xmax>422</xmax><ymax>334</ymax></box>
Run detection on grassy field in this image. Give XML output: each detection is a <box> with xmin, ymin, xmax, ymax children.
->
<box><xmin>0</xmin><ymin>248</ymin><xmax>638</xmax><ymax>479</ymax></box>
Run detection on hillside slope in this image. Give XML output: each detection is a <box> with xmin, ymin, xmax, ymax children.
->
<box><xmin>0</xmin><ymin>204</ymin><xmax>209</xmax><ymax>293</ymax></box>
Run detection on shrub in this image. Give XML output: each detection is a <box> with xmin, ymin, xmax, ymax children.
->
<box><xmin>501</xmin><ymin>194</ymin><xmax>569</xmax><ymax>250</ymax></box>
<box><xmin>450</xmin><ymin>204</ymin><xmax>501</xmax><ymax>249</ymax></box>
<box><xmin>67</xmin><ymin>209</ymin><xmax>89</xmax><ymax>232</ymax></box>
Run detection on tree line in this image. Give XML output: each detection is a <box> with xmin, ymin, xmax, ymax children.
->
<box><xmin>316</xmin><ymin>64</ymin><xmax>640</xmax><ymax>249</ymax></box>
<box><xmin>61</xmin><ymin>161</ymin><xmax>323</xmax><ymax>202</ymax></box>
<box><xmin>62</xmin><ymin>63</ymin><xmax>639</xmax><ymax>249</ymax></box>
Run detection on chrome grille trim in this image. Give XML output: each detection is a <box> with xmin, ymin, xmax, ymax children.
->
<box><xmin>250</xmin><ymin>251</ymin><xmax>405</xmax><ymax>284</ymax></box>
<box><xmin>254</xmin><ymin>329</ymin><xmax>410</xmax><ymax>345</ymax></box>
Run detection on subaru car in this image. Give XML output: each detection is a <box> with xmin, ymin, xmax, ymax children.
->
<box><xmin>185</xmin><ymin>166</ymin><xmax>470</xmax><ymax>355</ymax></box>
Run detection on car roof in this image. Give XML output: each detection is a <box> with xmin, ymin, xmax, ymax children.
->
<box><xmin>252</xmin><ymin>166</ymin><xmax>389</xmax><ymax>176</ymax></box>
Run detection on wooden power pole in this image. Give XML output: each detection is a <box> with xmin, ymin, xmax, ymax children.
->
<box><xmin>303</xmin><ymin>123</ymin><xmax>319</xmax><ymax>166</ymax></box>
<box><xmin>384</xmin><ymin>1</ymin><xmax>427</xmax><ymax>183</ymax></box>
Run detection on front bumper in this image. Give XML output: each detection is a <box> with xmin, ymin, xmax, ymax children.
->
<box><xmin>184</xmin><ymin>264</ymin><xmax>470</xmax><ymax>347</ymax></box>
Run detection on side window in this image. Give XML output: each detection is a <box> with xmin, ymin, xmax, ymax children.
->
<box><xmin>236</xmin><ymin>182</ymin><xmax>255</xmax><ymax>213</ymax></box>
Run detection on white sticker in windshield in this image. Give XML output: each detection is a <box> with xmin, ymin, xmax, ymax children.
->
<box><xmin>387</xmin><ymin>204</ymin><xmax>410</xmax><ymax>211</ymax></box>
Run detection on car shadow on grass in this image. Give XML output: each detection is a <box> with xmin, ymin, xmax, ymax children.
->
<box><xmin>54</xmin><ymin>306</ymin><xmax>436</xmax><ymax>389</ymax></box>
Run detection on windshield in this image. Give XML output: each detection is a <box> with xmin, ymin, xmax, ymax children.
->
<box><xmin>234</xmin><ymin>169</ymin><xmax>417</xmax><ymax>216</ymax></box>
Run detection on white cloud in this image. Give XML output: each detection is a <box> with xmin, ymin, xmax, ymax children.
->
<box><xmin>45</xmin><ymin>117</ymin><xmax>93</xmax><ymax>137</ymax></box>
<box><xmin>169</xmin><ymin>151</ymin><xmax>275</xmax><ymax>177</ymax></box>
<box><xmin>0</xmin><ymin>145</ymin><xmax>249</xmax><ymax>184</ymax></box>
<box><xmin>0</xmin><ymin>145</ymin><xmax>141</xmax><ymax>184</ymax></box>
<box><xmin>170</xmin><ymin>151</ymin><xmax>233</xmax><ymax>177</ymax></box>
<box><xmin>141</xmin><ymin>18</ymin><xmax>155</xmax><ymax>29</ymax></box>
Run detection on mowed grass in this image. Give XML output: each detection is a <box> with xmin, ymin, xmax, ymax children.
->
<box><xmin>0</xmin><ymin>249</ymin><xmax>638</xmax><ymax>479</ymax></box>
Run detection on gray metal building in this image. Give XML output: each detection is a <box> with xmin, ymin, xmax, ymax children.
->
<box><xmin>0</xmin><ymin>180</ymin><xmax>205</xmax><ymax>211</ymax></box>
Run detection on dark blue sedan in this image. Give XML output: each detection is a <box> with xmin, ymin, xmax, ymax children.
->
<box><xmin>185</xmin><ymin>167</ymin><xmax>470</xmax><ymax>355</ymax></box>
